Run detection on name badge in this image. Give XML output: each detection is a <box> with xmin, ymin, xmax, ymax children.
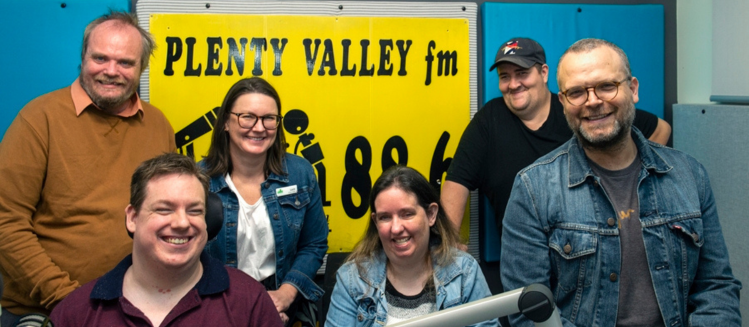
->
<box><xmin>276</xmin><ymin>185</ymin><xmax>298</xmax><ymax>197</ymax></box>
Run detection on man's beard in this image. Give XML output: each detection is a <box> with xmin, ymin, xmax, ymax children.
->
<box><xmin>569</xmin><ymin>103</ymin><xmax>635</xmax><ymax>151</ymax></box>
<box><xmin>80</xmin><ymin>75</ymin><xmax>137</xmax><ymax>113</ymax></box>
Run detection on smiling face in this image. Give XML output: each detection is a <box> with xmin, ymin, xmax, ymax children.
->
<box><xmin>372</xmin><ymin>186</ymin><xmax>437</xmax><ymax>268</ymax></box>
<box><xmin>557</xmin><ymin>46</ymin><xmax>639</xmax><ymax>150</ymax></box>
<box><xmin>498</xmin><ymin>62</ymin><xmax>549</xmax><ymax>116</ymax></box>
<box><xmin>225</xmin><ymin>93</ymin><xmax>279</xmax><ymax>160</ymax></box>
<box><xmin>126</xmin><ymin>173</ymin><xmax>207</xmax><ymax>271</ymax></box>
<box><xmin>79</xmin><ymin>20</ymin><xmax>143</xmax><ymax>114</ymax></box>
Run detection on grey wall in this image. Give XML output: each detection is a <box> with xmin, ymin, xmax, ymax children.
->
<box><xmin>712</xmin><ymin>0</ymin><xmax>749</xmax><ymax>103</ymax></box>
<box><xmin>673</xmin><ymin>104</ymin><xmax>748</xmax><ymax>321</ymax></box>
<box><xmin>677</xmin><ymin>0</ymin><xmax>712</xmax><ymax>104</ymax></box>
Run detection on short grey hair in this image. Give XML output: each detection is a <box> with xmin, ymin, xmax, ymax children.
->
<box><xmin>557</xmin><ymin>38</ymin><xmax>632</xmax><ymax>89</ymax></box>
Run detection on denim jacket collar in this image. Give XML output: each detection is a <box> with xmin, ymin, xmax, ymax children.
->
<box><xmin>566</xmin><ymin>126</ymin><xmax>673</xmax><ymax>188</ymax></box>
<box><xmin>266</xmin><ymin>156</ymin><xmax>291</xmax><ymax>184</ymax></box>
<box><xmin>359</xmin><ymin>249</ymin><xmax>460</xmax><ymax>293</ymax></box>
<box><xmin>433</xmin><ymin>256</ymin><xmax>461</xmax><ymax>288</ymax></box>
<box><xmin>209</xmin><ymin>156</ymin><xmax>290</xmax><ymax>193</ymax></box>
<box><xmin>359</xmin><ymin>251</ymin><xmax>387</xmax><ymax>288</ymax></box>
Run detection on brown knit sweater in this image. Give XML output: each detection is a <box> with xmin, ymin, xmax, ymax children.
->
<box><xmin>0</xmin><ymin>86</ymin><xmax>176</xmax><ymax>315</ymax></box>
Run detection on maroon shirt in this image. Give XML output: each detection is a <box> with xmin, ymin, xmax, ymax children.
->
<box><xmin>50</xmin><ymin>253</ymin><xmax>283</xmax><ymax>327</ymax></box>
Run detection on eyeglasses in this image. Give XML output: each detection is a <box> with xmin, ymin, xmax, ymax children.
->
<box><xmin>560</xmin><ymin>78</ymin><xmax>630</xmax><ymax>106</ymax></box>
<box><xmin>230</xmin><ymin>112</ymin><xmax>282</xmax><ymax>130</ymax></box>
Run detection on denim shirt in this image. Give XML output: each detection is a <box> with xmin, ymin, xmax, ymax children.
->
<box><xmin>203</xmin><ymin>154</ymin><xmax>328</xmax><ymax>301</ymax></box>
<box><xmin>325</xmin><ymin>249</ymin><xmax>500</xmax><ymax>327</ymax></box>
<box><xmin>501</xmin><ymin>128</ymin><xmax>742</xmax><ymax>327</ymax></box>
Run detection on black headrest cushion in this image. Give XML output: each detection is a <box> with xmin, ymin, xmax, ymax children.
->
<box><xmin>205</xmin><ymin>192</ymin><xmax>224</xmax><ymax>241</ymax></box>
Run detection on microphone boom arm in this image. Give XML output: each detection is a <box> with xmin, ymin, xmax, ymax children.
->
<box><xmin>389</xmin><ymin>284</ymin><xmax>562</xmax><ymax>327</ymax></box>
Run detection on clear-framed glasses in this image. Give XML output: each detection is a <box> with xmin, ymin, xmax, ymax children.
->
<box><xmin>560</xmin><ymin>78</ymin><xmax>630</xmax><ymax>106</ymax></box>
<box><xmin>230</xmin><ymin>112</ymin><xmax>282</xmax><ymax>130</ymax></box>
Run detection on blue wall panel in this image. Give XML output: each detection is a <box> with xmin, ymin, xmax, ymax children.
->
<box><xmin>480</xmin><ymin>3</ymin><xmax>664</xmax><ymax>262</ymax></box>
<box><xmin>0</xmin><ymin>0</ymin><xmax>130</xmax><ymax>140</ymax></box>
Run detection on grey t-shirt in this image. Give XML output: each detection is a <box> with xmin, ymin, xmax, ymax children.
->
<box><xmin>589</xmin><ymin>154</ymin><xmax>665</xmax><ymax>327</ymax></box>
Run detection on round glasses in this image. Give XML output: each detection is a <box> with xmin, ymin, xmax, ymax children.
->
<box><xmin>560</xmin><ymin>78</ymin><xmax>630</xmax><ymax>106</ymax></box>
<box><xmin>230</xmin><ymin>112</ymin><xmax>282</xmax><ymax>130</ymax></box>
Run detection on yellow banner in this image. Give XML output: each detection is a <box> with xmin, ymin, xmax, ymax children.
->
<box><xmin>149</xmin><ymin>14</ymin><xmax>469</xmax><ymax>252</ymax></box>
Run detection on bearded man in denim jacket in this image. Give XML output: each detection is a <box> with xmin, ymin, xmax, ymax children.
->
<box><xmin>501</xmin><ymin>38</ymin><xmax>741</xmax><ymax>327</ymax></box>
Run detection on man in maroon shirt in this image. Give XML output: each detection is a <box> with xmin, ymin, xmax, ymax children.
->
<box><xmin>49</xmin><ymin>153</ymin><xmax>283</xmax><ymax>327</ymax></box>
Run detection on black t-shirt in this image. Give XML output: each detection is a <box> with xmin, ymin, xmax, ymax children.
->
<box><xmin>445</xmin><ymin>93</ymin><xmax>658</xmax><ymax>236</ymax></box>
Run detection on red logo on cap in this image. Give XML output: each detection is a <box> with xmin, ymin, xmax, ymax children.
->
<box><xmin>502</xmin><ymin>41</ymin><xmax>522</xmax><ymax>55</ymax></box>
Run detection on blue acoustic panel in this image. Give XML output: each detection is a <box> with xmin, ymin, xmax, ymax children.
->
<box><xmin>479</xmin><ymin>3</ymin><xmax>664</xmax><ymax>263</ymax></box>
<box><xmin>0</xmin><ymin>0</ymin><xmax>130</xmax><ymax>140</ymax></box>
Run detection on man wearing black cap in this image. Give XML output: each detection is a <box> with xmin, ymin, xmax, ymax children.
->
<box><xmin>441</xmin><ymin>37</ymin><xmax>670</xmax><ymax>256</ymax></box>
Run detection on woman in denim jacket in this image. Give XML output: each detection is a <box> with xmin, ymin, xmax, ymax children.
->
<box><xmin>326</xmin><ymin>166</ymin><xmax>498</xmax><ymax>327</ymax></box>
<box><xmin>201</xmin><ymin>77</ymin><xmax>328</xmax><ymax>326</ymax></box>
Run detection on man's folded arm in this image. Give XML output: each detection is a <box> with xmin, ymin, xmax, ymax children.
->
<box><xmin>0</xmin><ymin>115</ymin><xmax>79</xmax><ymax>311</ymax></box>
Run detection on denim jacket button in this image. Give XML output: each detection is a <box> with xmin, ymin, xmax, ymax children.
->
<box><xmin>563</xmin><ymin>244</ymin><xmax>572</xmax><ymax>254</ymax></box>
<box><xmin>593</xmin><ymin>180</ymin><xmax>599</xmax><ymax>187</ymax></box>
<box><xmin>609</xmin><ymin>273</ymin><xmax>618</xmax><ymax>282</ymax></box>
<box><xmin>264</xmin><ymin>182</ymin><xmax>270</xmax><ymax>188</ymax></box>
<box><xmin>279</xmin><ymin>250</ymin><xmax>284</xmax><ymax>257</ymax></box>
<box><xmin>357</xmin><ymin>313</ymin><xmax>364</xmax><ymax>321</ymax></box>
<box><xmin>607</xmin><ymin>218</ymin><xmax>616</xmax><ymax>227</ymax></box>
<box><xmin>692</xmin><ymin>233</ymin><xmax>699</xmax><ymax>242</ymax></box>
<box><xmin>273</xmin><ymin>213</ymin><xmax>279</xmax><ymax>220</ymax></box>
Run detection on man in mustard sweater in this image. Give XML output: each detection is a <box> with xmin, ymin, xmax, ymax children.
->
<box><xmin>0</xmin><ymin>11</ymin><xmax>175</xmax><ymax>326</ymax></box>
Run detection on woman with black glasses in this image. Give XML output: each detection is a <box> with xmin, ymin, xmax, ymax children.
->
<box><xmin>201</xmin><ymin>77</ymin><xmax>328</xmax><ymax>326</ymax></box>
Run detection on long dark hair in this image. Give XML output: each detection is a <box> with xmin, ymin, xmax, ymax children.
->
<box><xmin>347</xmin><ymin>166</ymin><xmax>460</xmax><ymax>269</ymax></box>
<box><xmin>203</xmin><ymin>77</ymin><xmax>287</xmax><ymax>177</ymax></box>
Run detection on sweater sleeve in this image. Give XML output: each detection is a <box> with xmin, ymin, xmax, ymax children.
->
<box><xmin>0</xmin><ymin>110</ymin><xmax>79</xmax><ymax>311</ymax></box>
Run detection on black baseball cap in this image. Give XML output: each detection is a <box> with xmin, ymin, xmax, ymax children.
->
<box><xmin>489</xmin><ymin>37</ymin><xmax>546</xmax><ymax>71</ymax></box>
